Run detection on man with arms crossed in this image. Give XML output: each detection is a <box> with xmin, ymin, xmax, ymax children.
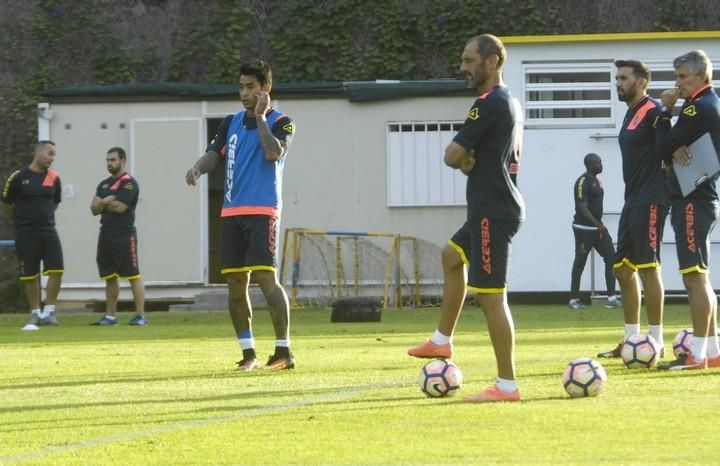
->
<box><xmin>598</xmin><ymin>60</ymin><xmax>670</xmax><ymax>358</ymax></box>
<box><xmin>657</xmin><ymin>50</ymin><xmax>720</xmax><ymax>370</ymax></box>
<box><xmin>408</xmin><ymin>34</ymin><xmax>525</xmax><ymax>402</ymax></box>
<box><xmin>90</xmin><ymin>147</ymin><xmax>147</xmax><ymax>326</ymax></box>
<box><xmin>1</xmin><ymin>141</ymin><xmax>63</xmax><ymax>329</ymax></box>
<box><xmin>186</xmin><ymin>60</ymin><xmax>296</xmax><ymax>371</ymax></box>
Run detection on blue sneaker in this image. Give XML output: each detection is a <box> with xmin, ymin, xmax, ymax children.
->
<box><xmin>91</xmin><ymin>316</ymin><xmax>118</xmax><ymax>326</ymax></box>
<box><xmin>39</xmin><ymin>311</ymin><xmax>60</xmax><ymax>326</ymax></box>
<box><xmin>604</xmin><ymin>296</ymin><xmax>622</xmax><ymax>309</ymax></box>
<box><xmin>128</xmin><ymin>314</ymin><xmax>149</xmax><ymax>326</ymax></box>
<box><xmin>568</xmin><ymin>299</ymin><xmax>587</xmax><ymax>310</ymax></box>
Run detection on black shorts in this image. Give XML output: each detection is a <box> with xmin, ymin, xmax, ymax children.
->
<box><xmin>221</xmin><ymin>215</ymin><xmax>279</xmax><ymax>275</ymax></box>
<box><xmin>614</xmin><ymin>204</ymin><xmax>668</xmax><ymax>270</ymax></box>
<box><xmin>671</xmin><ymin>199</ymin><xmax>719</xmax><ymax>274</ymax></box>
<box><xmin>449</xmin><ymin>218</ymin><xmax>521</xmax><ymax>293</ymax></box>
<box><xmin>573</xmin><ymin>226</ymin><xmax>614</xmax><ymax>260</ymax></box>
<box><xmin>97</xmin><ymin>230</ymin><xmax>141</xmax><ymax>280</ymax></box>
<box><xmin>14</xmin><ymin>228</ymin><xmax>64</xmax><ymax>280</ymax></box>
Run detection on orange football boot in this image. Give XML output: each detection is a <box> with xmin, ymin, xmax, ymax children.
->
<box><xmin>463</xmin><ymin>384</ymin><xmax>521</xmax><ymax>403</ymax></box>
<box><xmin>407</xmin><ymin>340</ymin><xmax>453</xmax><ymax>359</ymax></box>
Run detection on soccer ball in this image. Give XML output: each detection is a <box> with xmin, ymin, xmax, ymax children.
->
<box><xmin>673</xmin><ymin>328</ymin><xmax>720</xmax><ymax>357</ymax></box>
<box><xmin>673</xmin><ymin>329</ymin><xmax>693</xmax><ymax>357</ymax></box>
<box><xmin>562</xmin><ymin>358</ymin><xmax>607</xmax><ymax>398</ymax></box>
<box><xmin>621</xmin><ymin>334</ymin><xmax>660</xmax><ymax>369</ymax></box>
<box><xmin>418</xmin><ymin>359</ymin><xmax>463</xmax><ymax>398</ymax></box>
<box><xmin>673</xmin><ymin>329</ymin><xmax>720</xmax><ymax>357</ymax></box>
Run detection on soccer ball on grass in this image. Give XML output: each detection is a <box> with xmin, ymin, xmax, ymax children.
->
<box><xmin>621</xmin><ymin>334</ymin><xmax>661</xmax><ymax>369</ymax></box>
<box><xmin>562</xmin><ymin>358</ymin><xmax>606</xmax><ymax>398</ymax></box>
<box><xmin>418</xmin><ymin>359</ymin><xmax>463</xmax><ymax>398</ymax></box>
<box><xmin>673</xmin><ymin>328</ymin><xmax>720</xmax><ymax>357</ymax></box>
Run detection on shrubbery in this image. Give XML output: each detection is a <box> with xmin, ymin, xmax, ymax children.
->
<box><xmin>1</xmin><ymin>0</ymin><xmax>717</xmax><ymax>310</ymax></box>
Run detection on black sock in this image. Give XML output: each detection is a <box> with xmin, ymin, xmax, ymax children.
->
<box><xmin>274</xmin><ymin>346</ymin><xmax>290</xmax><ymax>358</ymax></box>
<box><xmin>242</xmin><ymin>348</ymin><xmax>256</xmax><ymax>360</ymax></box>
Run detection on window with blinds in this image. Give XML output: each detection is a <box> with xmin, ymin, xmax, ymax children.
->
<box><xmin>524</xmin><ymin>62</ymin><xmax>615</xmax><ymax>127</ymax></box>
<box><xmin>645</xmin><ymin>63</ymin><xmax>720</xmax><ymax>110</ymax></box>
<box><xmin>385</xmin><ymin>121</ymin><xmax>467</xmax><ymax>207</ymax></box>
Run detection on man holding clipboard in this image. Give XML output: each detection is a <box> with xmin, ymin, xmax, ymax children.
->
<box><xmin>674</xmin><ymin>133</ymin><xmax>720</xmax><ymax>197</ymax></box>
<box><xmin>658</xmin><ymin>50</ymin><xmax>720</xmax><ymax>370</ymax></box>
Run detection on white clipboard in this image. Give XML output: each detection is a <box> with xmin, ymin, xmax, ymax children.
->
<box><xmin>674</xmin><ymin>132</ymin><xmax>720</xmax><ymax>197</ymax></box>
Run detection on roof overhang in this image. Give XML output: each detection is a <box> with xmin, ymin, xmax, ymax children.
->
<box><xmin>40</xmin><ymin>80</ymin><xmax>476</xmax><ymax>104</ymax></box>
<box><xmin>501</xmin><ymin>30</ymin><xmax>720</xmax><ymax>44</ymax></box>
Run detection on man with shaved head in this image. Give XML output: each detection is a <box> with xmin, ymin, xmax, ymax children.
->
<box><xmin>1</xmin><ymin>141</ymin><xmax>64</xmax><ymax>330</ymax></box>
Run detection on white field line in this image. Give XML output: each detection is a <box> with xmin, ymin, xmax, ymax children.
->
<box><xmin>0</xmin><ymin>382</ymin><xmax>403</xmax><ymax>465</ymax></box>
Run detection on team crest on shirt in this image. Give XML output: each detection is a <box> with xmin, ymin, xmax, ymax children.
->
<box><xmin>282</xmin><ymin>122</ymin><xmax>295</xmax><ymax>134</ymax></box>
<box><xmin>22</xmin><ymin>179</ymin><xmax>29</xmax><ymax>185</ymax></box>
<box><xmin>683</xmin><ymin>105</ymin><xmax>697</xmax><ymax>117</ymax></box>
<box><xmin>124</xmin><ymin>183</ymin><xmax>134</xmax><ymax>190</ymax></box>
<box><xmin>467</xmin><ymin>107</ymin><xmax>479</xmax><ymax>120</ymax></box>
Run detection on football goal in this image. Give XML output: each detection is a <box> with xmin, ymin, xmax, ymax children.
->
<box><xmin>279</xmin><ymin>228</ymin><xmax>443</xmax><ymax>308</ymax></box>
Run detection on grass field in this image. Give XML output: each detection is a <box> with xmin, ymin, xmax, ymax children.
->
<box><xmin>1</xmin><ymin>303</ymin><xmax>719</xmax><ymax>465</ymax></box>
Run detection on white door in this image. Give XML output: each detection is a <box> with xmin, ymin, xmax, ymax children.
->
<box><xmin>130</xmin><ymin>118</ymin><xmax>206</xmax><ymax>284</ymax></box>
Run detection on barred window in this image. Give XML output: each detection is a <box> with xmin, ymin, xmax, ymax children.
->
<box><xmin>646</xmin><ymin>63</ymin><xmax>720</xmax><ymax>108</ymax></box>
<box><xmin>524</xmin><ymin>62</ymin><xmax>614</xmax><ymax>127</ymax></box>
<box><xmin>386</xmin><ymin>121</ymin><xmax>466</xmax><ymax>207</ymax></box>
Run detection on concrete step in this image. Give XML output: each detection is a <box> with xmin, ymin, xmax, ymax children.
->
<box><xmin>169</xmin><ymin>286</ymin><xmax>265</xmax><ymax>311</ymax></box>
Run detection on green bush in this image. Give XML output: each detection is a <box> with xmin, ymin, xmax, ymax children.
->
<box><xmin>0</xmin><ymin>247</ymin><xmax>24</xmax><ymax>313</ymax></box>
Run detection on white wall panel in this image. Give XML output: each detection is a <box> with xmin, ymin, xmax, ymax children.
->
<box><xmin>131</xmin><ymin>118</ymin><xmax>204</xmax><ymax>283</ymax></box>
<box><xmin>386</xmin><ymin>122</ymin><xmax>466</xmax><ymax>207</ymax></box>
